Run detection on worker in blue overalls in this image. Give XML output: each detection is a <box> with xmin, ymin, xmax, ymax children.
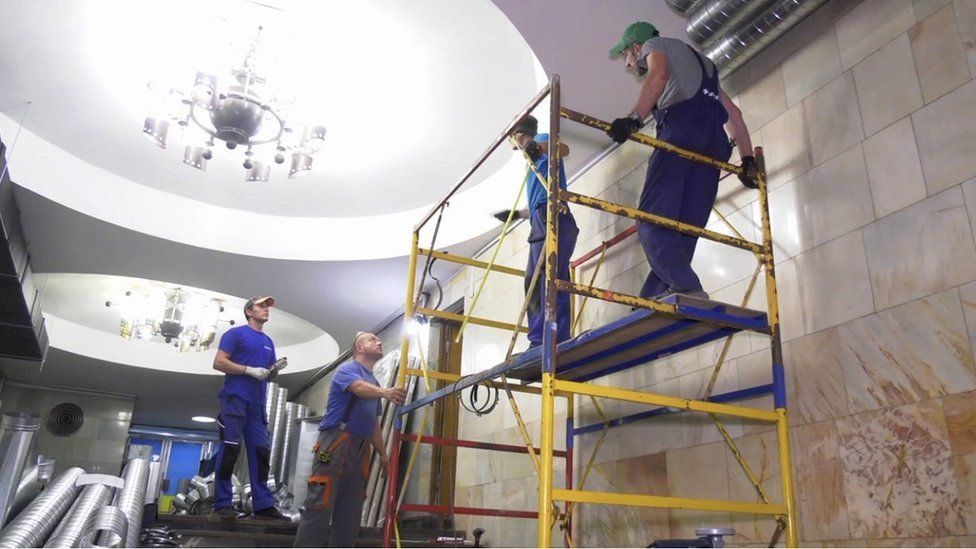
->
<box><xmin>211</xmin><ymin>296</ymin><xmax>289</xmax><ymax>520</ymax></box>
<box><xmin>606</xmin><ymin>22</ymin><xmax>757</xmax><ymax>301</ymax></box>
<box><xmin>293</xmin><ymin>332</ymin><xmax>406</xmax><ymax>547</ymax></box>
<box><xmin>495</xmin><ymin>114</ymin><xmax>579</xmax><ymax>347</ymax></box>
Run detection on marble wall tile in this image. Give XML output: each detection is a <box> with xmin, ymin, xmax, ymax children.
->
<box><xmin>836</xmin><ymin>0</ymin><xmax>917</xmax><ymax>70</ymax></box>
<box><xmin>863</xmin><ymin>187</ymin><xmax>976</xmax><ymax>310</ymax></box>
<box><xmin>803</xmin><ymin>72</ymin><xmax>865</xmax><ymax>167</ymax></box>
<box><xmin>783</xmin><ymin>29</ymin><xmax>844</xmax><ymax>108</ymax></box>
<box><xmin>952</xmin><ymin>453</ymin><xmax>976</xmax><ymax>535</ymax></box>
<box><xmin>694</xmin><ymin>205</ymin><xmax>761</xmax><ymax>293</ymax></box>
<box><xmin>862</xmin><ymin>117</ymin><xmax>928</xmax><ymax>218</ymax></box>
<box><xmin>734</xmin><ymin>350</ymin><xmax>776</xmax><ymax>436</ymax></box>
<box><xmin>866</xmin><ymin>537</ymin><xmax>963</xmax><ymax>547</ymax></box>
<box><xmin>771</xmin><ymin>258</ymin><xmax>805</xmax><ymax>343</ymax></box>
<box><xmin>910</xmin><ymin>4</ymin><xmax>972</xmax><ymax>104</ymax></box>
<box><xmin>791</xmin><ymin>420</ymin><xmax>851</xmax><ymax>541</ymax></box>
<box><xmin>760</xmin><ymin>104</ymin><xmax>811</xmax><ymax>189</ymax></box>
<box><xmin>956</xmin><ymin>0</ymin><xmax>976</xmax><ymax>76</ymax></box>
<box><xmin>759</xmin><ymin>144</ymin><xmax>874</xmax><ymax>262</ymax></box>
<box><xmin>679</xmin><ymin>366</ymin><xmax>742</xmax><ymax>447</ymax></box>
<box><xmin>912</xmin><ymin>80</ymin><xmax>976</xmax><ymax>194</ymax></box>
<box><xmin>851</xmin><ymin>33</ymin><xmax>924</xmax><ymax>137</ymax></box>
<box><xmin>836</xmin><ymin>398</ymin><xmax>966</xmax><ymax>538</ymax></box>
<box><xmin>788</xmin><ymin>327</ymin><xmax>850</xmax><ymax>425</ymax></box>
<box><xmin>943</xmin><ymin>390</ymin><xmax>976</xmax><ymax>456</ymax></box>
<box><xmin>960</xmin><ymin>278</ymin><xmax>976</xmax><ymax>368</ymax></box>
<box><xmin>916</xmin><ymin>0</ymin><xmax>953</xmax><ymax>20</ymax></box>
<box><xmin>840</xmin><ymin>289</ymin><xmax>975</xmax><ymax>414</ymax></box>
<box><xmin>739</xmin><ymin>66</ymin><xmax>788</xmax><ymax>130</ymax></box>
<box><xmin>726</xmin><ymin>431</ymin><xmax>783</xmax><ymax>545</ymax></box>
<box><xmin>794</xmin><ymin>230</ymin><xmax>874</xmax><ymax>334</ymax></box>
<box><xmin>666</xmin><ymin>441</ymin><xmax>732</xmax><ymax>538</ymax></box>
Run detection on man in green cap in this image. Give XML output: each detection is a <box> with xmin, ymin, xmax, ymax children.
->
<box><xmin>607</xmin><ymin>21</ymin><xmax>756</xmax><ymax>301</ymax></box>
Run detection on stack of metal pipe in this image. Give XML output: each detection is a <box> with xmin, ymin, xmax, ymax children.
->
<box><xmin>102</xmin><ymin>458</ymin><xmax>149</xmax><ymax>548</ymax></box>
<box><xmin>0</xmin><ymin>412</ymin><xmax>41</xmax><ymax>527</ymax></box>
<box><xmin>0</xmin><ymin>467</ymin><xmax>85</xmax><ymax>548</ymax></box>
<box><xmin>44</xmin><ymin>480</ymin><xmax>117</xmax><ymax>548</ymax></box>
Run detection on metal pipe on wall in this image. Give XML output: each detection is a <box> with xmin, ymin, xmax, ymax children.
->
<box><xmin>686</xmin><ymin>0</ymin><xmax>779</xmax><ymax>47</ymax></box>
<box><xmin>44</xmin><ymin>482</ymin><xmax>115</xmax><ymax>548</ymax></box>
<box><xmin>0</xmin><ymin>467</ymin><xmax>85</xmax><ymax>548</ymax></box>
<box><xmin>277</xmin><ymin>403</ymin><xmax>297</xmax><ymax>484</ymax></box>
<box><xmin>665</xmin><ymin>0</ymin><xmax>709</xmax><ymax>15</ymax></box>
<box><xmin>0</xmin><ymin>412</ymin><xmax>40</xmax><ymax>527</ymax></box>
<box><xmin>104</xmin><ymin>458</ymin><xmax>148</xmax><ymax>548</ymax></box>
<box><xmin>268</xmin><ymin>387</ymin><xmax>288</xmax><ymax>484</ymax></box>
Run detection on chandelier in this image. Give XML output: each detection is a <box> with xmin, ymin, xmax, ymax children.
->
<box><xmin>105</xmin><ymin>286</ymin><xmax>234</xmax><ymax>352</ymax></box>
<box><xmin>142</xmin><ymin>26</ymin><xmax>326</xmax><ymax>181</ymax></box>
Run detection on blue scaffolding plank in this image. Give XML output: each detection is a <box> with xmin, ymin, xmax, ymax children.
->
<box><xmin>399</xmin><ymin>294</ymin><xmax>767</xmax><ymax>416</ymax></box>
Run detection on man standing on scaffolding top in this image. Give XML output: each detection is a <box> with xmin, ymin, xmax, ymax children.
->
<box><xmin>607</xmin><ymin>21</ymin><xmax>757</xmax><ymax>301</ymax></box>
<box><xmin>494</xmin><ymin>114</ymin><xmax>579</xmax><ymax>348</ymax></box>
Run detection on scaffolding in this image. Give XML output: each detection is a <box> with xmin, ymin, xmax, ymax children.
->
<box><xmin>381</xmin><ymin>75</ymin><xmax>797</xmax><ymax>548</ymax></box>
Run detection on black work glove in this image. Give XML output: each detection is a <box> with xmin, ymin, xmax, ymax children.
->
<box><xmin>492</xmin><ymin>210</ymin><xmax>524</xmax><ymax>222</ymax></box>
<box><xmin>523</xmin><ymin>140</ymin><xmax>542</xmax><ymax>162</ymax></box>
<box><xmin>607</xmin><ymin>116</ymin><xmax>642</xmax><ymax>144</ymax></box>
<box><xmin>738</xmin><ymin>155</ymin><xmax>759</xmax><ymax>189</ymax></box>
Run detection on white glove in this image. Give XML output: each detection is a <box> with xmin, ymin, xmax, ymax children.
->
<box><xmin>243</xmin><ymin>366</ymin><xmax>270</xmax><ymax>381</ymax></box>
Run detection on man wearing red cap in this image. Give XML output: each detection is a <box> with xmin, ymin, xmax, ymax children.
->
<box><xmin>211</xmin><ymin>296</ymin><xmax>288</xmax><ymax>520</ymax></box>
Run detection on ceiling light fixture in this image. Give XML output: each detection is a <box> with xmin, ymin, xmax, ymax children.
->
<box><xmin>191</xmin><ymin>416</ymin><xmax>216</xmax><ymax>424</ymax></box>
<box><xmin>143</xmin><ymin>26</ymin><xmax>325</xmax><ymax>181</ymax></box>
<box><xmin>105</xmin><ymin>286</ymin><xmax>235</xmax><ymax>352</ymax></box>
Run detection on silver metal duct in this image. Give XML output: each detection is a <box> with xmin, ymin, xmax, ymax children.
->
<box><xmin>5</xmin><ymin>455</ymin><xmax>53</xmax><ymax>525</ymax></box>
<box><xmin>44</xmin><ymin>483</ymin><xmax>115</xmax><ymax>548</ymax></box>
<box><xmin>277</xmin><ymin>403</ymin><xmax>297</xmax><ymax>483</ymax></box>
<box><xmin>0</xmin><ymin>413</ymin><xmax>41</xmax><ymax>526</ymax></box>
<box><xmin>105</xmin><ymin>459</ymin><xmax>148</xmax><ymax>548</ymax></box>
<box><xmin>665</xmin><ymin>0</ymin><xmax>709</xmax><ymax>14</ymax></box>
<box><xmin>0</xmin><ymin>467</ymin><xmax>85</xmax><ymax>548</ymax></box>
<box><xmin>144</xmin><ymin>461</ymin><xmax>162</xmax><ymax>505</ymax></box>
<box><xmin>268</xmin><ymin>387</ymin><xmax>288</xmax><ymax>484</ymax></box>
<box><xmin>687</xmin><ymin>0</ymin><xmax>779</xmax><ymax>47</ymax></box>
<box><xmin>704</xmin><ymin>0</ymin><xmax>830</xmax><ymax>74</ymax></box>
<box><xmin>81</xmin><ymin>506</ymin><xmax>128</xmax><ymax>549</ymax></box>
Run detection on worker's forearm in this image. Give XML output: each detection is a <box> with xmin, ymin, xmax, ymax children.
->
<box><xmin>632</xmin><ymin>74</ymin><xmax>667</xmax><ymax>120</ymax></box>
<box><xmin>348</xmin><ymin>381</ymin><xmax>388</xmax><ymax>400</ymax></box>
<box><xmin>727</xmin><ymin>116</ymin><xmax>753</xmax><ymax>157</ymax></box>
<box><xmin>213</xmin><ymin>356</ymin><xmax>246</xmax><ymax>375</ymax></box>
<box><xmin>371</xmin><ymin>425</ymin><xmax>388</xmax><ymax>459</ymax></box>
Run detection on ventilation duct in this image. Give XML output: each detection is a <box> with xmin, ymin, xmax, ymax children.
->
<box><xmin>668</xmin><ymin>0</ymin><xmax>830</xmax><ymax>75</ymax></box>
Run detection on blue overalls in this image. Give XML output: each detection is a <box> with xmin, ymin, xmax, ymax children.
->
<box><xmin>524</xmin><ymin>142</ymin><xmax>578</xmax><ymax>346</ymax></box>
<box><xmin>637</xmin><ymin>46</ymin><xmax>732</xmax><ymax>298</ymax></box>
<box><xmin>213</xmin><ymin>395</ymin><xmax>276</xmax><ymax>512</ymax></box>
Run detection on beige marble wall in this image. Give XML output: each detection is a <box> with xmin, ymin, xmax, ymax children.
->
<box><xmin>432</xmin><ymin>0</ymin><xmax>976</xmax><ymax>546</ymax></box>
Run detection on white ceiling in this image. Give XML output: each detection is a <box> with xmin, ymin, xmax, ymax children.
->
<box><xmin>0</xmin><ymin>0</ymin><xmax>689</xmax><ymax>429</ymax></box>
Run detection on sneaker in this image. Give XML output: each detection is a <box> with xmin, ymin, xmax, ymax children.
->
<box><xmin>252</xmin><ymin>506</ymin><xmax>290</xmax><ymax>521</ymax></box>
<box><xmin>213</xmin><ymin>507</ymin><xmax>237</xmax><ymax>520</ymax></box>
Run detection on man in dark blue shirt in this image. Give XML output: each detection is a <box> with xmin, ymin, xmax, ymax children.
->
<box><xmin>294</xmin><ymin>332</ymin><xmax>406</xmax><ymax>547</ymax></box>
<box><xmin>211</xmin><ymin>296</ymin><xmax>288</xmax><ymax>520</ymax></box>
<box><xmin>496</xmin><ymin>115</ymin><xmax>579</xmax><ymax>347</ymax></box>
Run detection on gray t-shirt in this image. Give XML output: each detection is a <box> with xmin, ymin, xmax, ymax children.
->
<box><xmin>639</xmin><ymin>37</ymin><xmax>719</xmax><ymax>109</ymax></box>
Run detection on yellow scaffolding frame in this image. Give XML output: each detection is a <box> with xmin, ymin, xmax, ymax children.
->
<box><xmin>381</xmin><ymin>76</ymin><xmax>797</xmax><ymax>548</ymax></box>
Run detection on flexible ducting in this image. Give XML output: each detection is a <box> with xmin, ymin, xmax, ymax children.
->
<box><xmin>686</xmin><ymin>0</ymin><xmax>779</xmax><ymax>47</ymax></box>
<box><xmin>665</xmin><ymin>0</ymin><xmax>709</xmax><ymax>14</ymax></box>
<box><xmin>102</xmin><ymin>459</ymin><xmax>147</xmax><ymax>548</ymax></box>
<box><xmin>277</xmin><ymin>403</ymin><xmax>297</xmax><ymax>483</ymax></box>
<box><xmin>80</xmin><ymin>506</ymin><xmax>127</xmax><ymax>549</ymax></box>
<box><xmin>0</xmin><ymin>467</ymin><xmax>85</xmax><ymax>548</ymax></box>
<box><xmin>0</xmin><ymin>412</ymin><xmax>41</xmax><ymax>527</ymax></box>
<box><xmin>704</xmin><ymin>0</ymin><xmax>830</xmax><ymax>73</ymax></box>
<box><xmin>45</xmin><ymin>483</ymin><xmax>115</xmax><ymax>548</ymax></box>
<box><xmin>268</xmin><ymin>387</ymin><xmax>288</xmax><ymax>483</ymax></box>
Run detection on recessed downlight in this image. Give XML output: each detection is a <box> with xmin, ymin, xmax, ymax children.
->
<box><xmin>191</xmin><ymin>416</ymin><xmax>216</xmax><ymax>424</ymax></box>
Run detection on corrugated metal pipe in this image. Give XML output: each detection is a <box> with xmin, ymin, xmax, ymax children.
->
<box><xmin>103</xmin><ymin>459</ymin><xmax>148</xmax><ymax>548</ymax></box>
<box><xmin>268</xmin><ymin>387</ymin><xmax>288</xmax><ymax>486</ymax></box>
<box><xmin>703</xmin><ymin>0</ymin><xmax>830</xmax><ymax>74</ymax></box>
<box><xmin>0</xmin><ymin>467</ymin><xmax>86</xmax><ymax>548</ymax></box>
<box><xmin>81</xmin><ymin>506</ymin><xmax>128</xmax><ymax>548</ymax></box>
<box><xmin>665</xmin><ymin>0</ymin><xmax>709</xmax><ymax>14</ymax></box>
<box><xmin>44</xmin><ymin>483</ymin><xmax>115</xmax><ymax>548</ymax></box>
<box><xmin>0</xmin><ymin>412</ymin><xmax>41</xmax><ymax>527</ymax></box>
<box><xmin>277</xmin><ymin>402</ymin><xmax>297</xmax><ymax>483</ymax></box>
<box><xmin>686</xmin><ymin>0</ymin><xmax>780</xmax><ymax>47</ymax></box>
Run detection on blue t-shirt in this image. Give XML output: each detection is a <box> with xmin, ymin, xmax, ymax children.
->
<box><xmin>526</xmin><ymin>134</ymin><xmax>569</xmax><ymax>213</ymax></box>
<box><xmin>319</xmin><ymin>361</ymin><xmax>383</xmax><ymax>437</ymax></box>
<box><xmin>217</xmin><ymin>325</ymin><xmax>276</xmax><ymax>404</ymax></box>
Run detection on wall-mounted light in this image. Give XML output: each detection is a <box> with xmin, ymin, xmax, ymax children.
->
<box><xmin>143</xmin><ymin>117</ymin><xmax>169</xmax><ymax>148</ymax></box>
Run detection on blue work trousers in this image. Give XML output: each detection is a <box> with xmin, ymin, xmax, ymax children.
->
<box><xmin>526</xmin><ymin>208</ymin><xmax>578</xmax><ymax>346</ymax></box>
<box><xmin>214</xmin><ymin>394</ymin><xmax>276</xmax><ymax>511</ymax></box>
<box><xmin>637</xmin><ymin>111</ymin><xmax>731</xmax><ymax>298</ymax></box>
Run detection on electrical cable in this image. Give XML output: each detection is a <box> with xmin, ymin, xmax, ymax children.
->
<box><xmin>459</xmin><ymin>382</ymin><xmax>498</xmax><ymax>416</ymax></box>
<box><xmin>414</xmin><ymin>203</ymin><xmax>447</xmax><ymax>311</ymax></box>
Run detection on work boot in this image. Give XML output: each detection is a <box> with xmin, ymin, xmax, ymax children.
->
<box><xmin>252</xmin><ymin>506</ymin><xmax>290</xmax><ymax>521</ymax></box>
<box><xmin>213</xmin><ymin>507</ymin><xmax>237</xmax><ymax>520</ymax></box>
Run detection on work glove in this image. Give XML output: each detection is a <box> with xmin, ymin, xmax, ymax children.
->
<box><xmin>607</xmin><ymin>116</ymin><xmax>642</xmax><ymax>144</ymax></box>
<box><xmin>493</xmin><ymin>210</ymin><xmax>525</xmax><ymax>223</ymax></box>
<box><xmin>243</xmin><ymin>366</ymin><xmax>270</xmax><ymax>381</ymax></box>
<box><xmin>523</xmin><ymin>140</ymin><xmax>542</xmax><ymax>162</ymax></box>
<box><xmin>738</xmin><ymin>155</ymin><xmax>759</xmax><ymax>189</ymax></box>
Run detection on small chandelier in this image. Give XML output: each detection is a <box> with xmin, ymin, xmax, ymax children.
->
<box><xmin>142</xmin><ymin>27</ymin><xmax>326</xmax><ymax>181</ymax></box>
<box><xmin>106</xmin><ymin>286</ymin><xmax>234</xmax><ymax>352</ymax></box>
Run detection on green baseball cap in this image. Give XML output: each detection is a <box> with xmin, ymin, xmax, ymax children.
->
<box><xmin>609</xmin><ymin>21</ymin><xmax>659</xmax><ymax>57</ymax></box>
